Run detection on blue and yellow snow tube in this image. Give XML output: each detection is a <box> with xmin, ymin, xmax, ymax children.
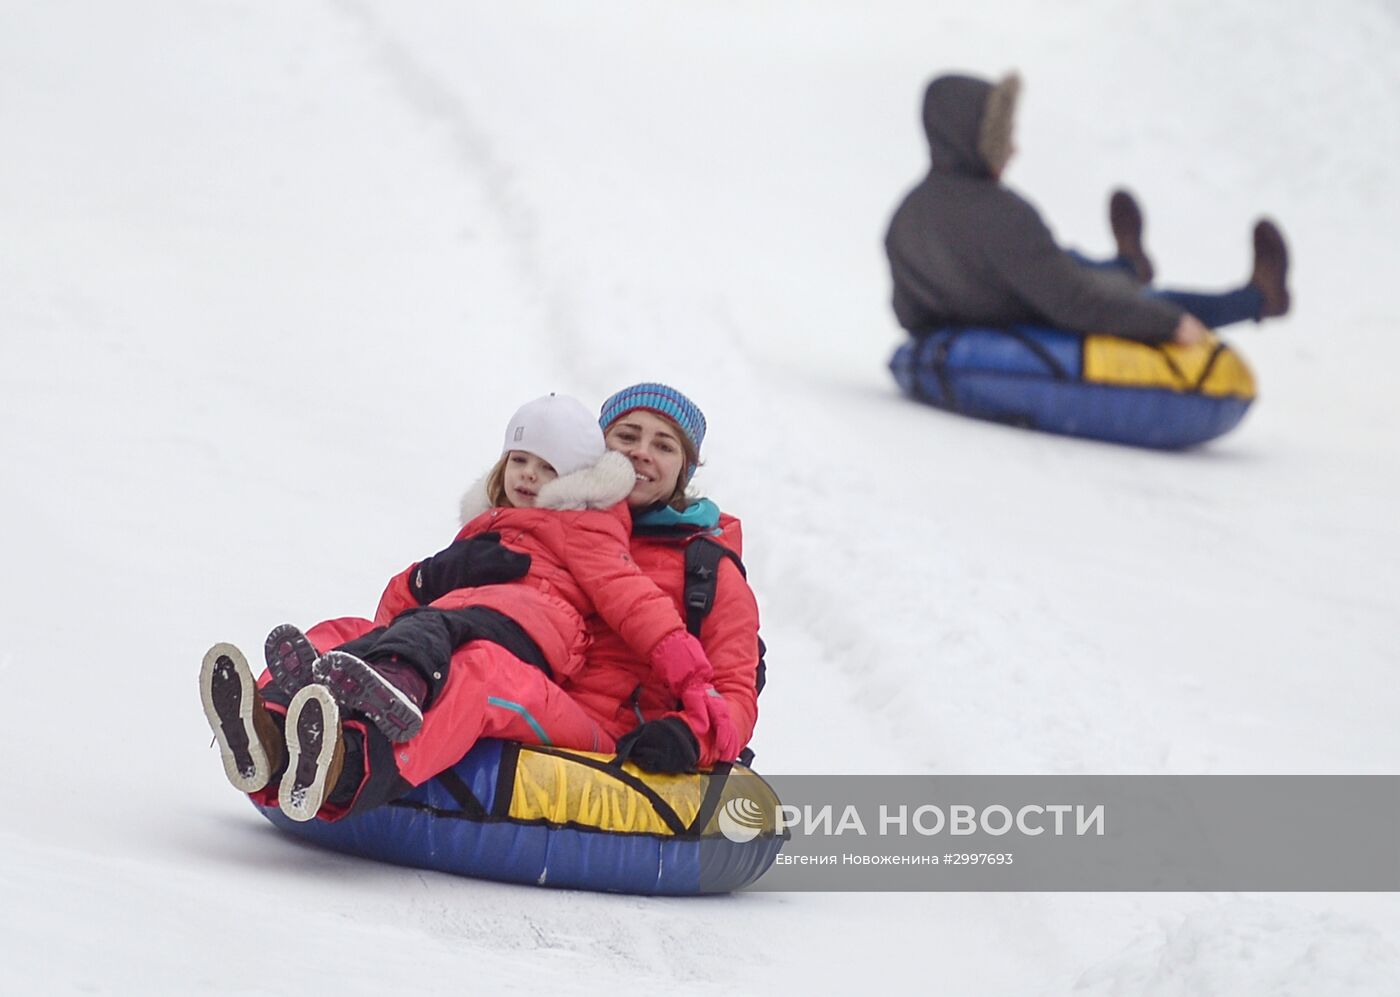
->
<box><xmin>256</xmin><ymin>739</ymin><xmax>786</xmax><ymax>895</ymax></box>
<box><xmin>890</xmin><ymin>325</ymin><xmax>1256</xmax><ymax>448</ymax></box>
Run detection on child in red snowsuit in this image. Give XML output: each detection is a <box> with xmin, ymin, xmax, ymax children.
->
<box><xmin>201</xmin><ymin>394</ymin><xmax>737</xmax><ymax>823</ymax></box>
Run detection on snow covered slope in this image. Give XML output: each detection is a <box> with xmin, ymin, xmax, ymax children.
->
<box><xmin>1</xmin><ymin>1</ymin><xmax>1397</xmax><ymax>993</ymax></box>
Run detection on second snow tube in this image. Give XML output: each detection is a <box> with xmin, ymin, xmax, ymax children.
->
<box><xmin>889</xmin><ymin>325</ymin><xmax>1256</xmax><ymax>449</ymax></box>
<box><xmin>255</xmin><ymin>738</ymin><xmax>786</xmax><ymax>895</ymax></box>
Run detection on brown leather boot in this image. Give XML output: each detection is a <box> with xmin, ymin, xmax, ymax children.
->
<box><xmin>279</xmin><ymin>685</ymin><xmax>346</xmax><ymax>822</ymax></box>
<box><xmin>1251</xmin><ymin>219</ymin><xmax>1291</xmax><ymax>318</ymax></box>
<box><xmin>201</xmin><ymin>643</ymin><xmax>286</xmax><ymax>793</ymax></box>
<box><xmin>1110</xmin><ymin>189</ymin><xmax>1154</xmax><ymax>284</ymax></box>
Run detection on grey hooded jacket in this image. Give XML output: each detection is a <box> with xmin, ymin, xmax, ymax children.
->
<box><xmin>884</xmin><ymin>75</ymin><xmax>1181</xmax><ymax>343</ymax></box>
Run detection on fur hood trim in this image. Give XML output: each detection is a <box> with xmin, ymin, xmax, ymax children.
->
<box><xmin>977</xmin><ymin>72</ymin><xmax>1020</xmax><ymax>176</ymax></box>
<box><xmin>458</xmin><ymin>450</ymin><xmax>636</xmax><ymax>525</ymax></box>
<box><xmin>920</xmin><ymin>71</ymin><xmax>1019</xmax><ymax>179</ymax></box>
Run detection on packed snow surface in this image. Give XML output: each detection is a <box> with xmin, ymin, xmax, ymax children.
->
<box><xmin>2</xmin><ymin>1</ymin><xmax>1397</xmax><ymax>993</ymax></box>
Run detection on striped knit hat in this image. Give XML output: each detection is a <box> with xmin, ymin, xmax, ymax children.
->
<box><xmin>598</xmin><ymin>382</ymin><xmax>706</xmax><ymax>480</ymax></box>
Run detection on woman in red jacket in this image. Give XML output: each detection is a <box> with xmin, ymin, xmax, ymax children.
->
<box><xmin>200</xmin><ymin>385</ymin><xmax>760</xmax><ymax>823</ymax></box>
<box><xmin>563</xmin><ymin>382</ymin><xmax>763</xmax><ymax>774</ymax></box>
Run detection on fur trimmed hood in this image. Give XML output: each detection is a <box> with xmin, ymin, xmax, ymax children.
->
<box><xmin>459</xmin><ymin>450</ymin><xmax>637</xmax><ymax>525</ymax></box>
<box><xmin>921</xmin><ymin>71</ymin><xmax>1020</xmax><ymax>179</ymax></box>
<box><xmin>977</xmin><ymin>73</ymin><xmax>1020</xmax><ymax>176</ymax></box>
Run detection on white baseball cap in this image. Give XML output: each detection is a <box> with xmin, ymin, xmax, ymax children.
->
<box><xmin>501</xmin><ymin>394</ymin><xmax>606</xmax><ymax>477</ymax></box>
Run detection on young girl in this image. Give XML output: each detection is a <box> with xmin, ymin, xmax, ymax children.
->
<box><xmin>204</xmin><ymin>393</ymin><xmax>736</xmax><ymax>822</ymax></box>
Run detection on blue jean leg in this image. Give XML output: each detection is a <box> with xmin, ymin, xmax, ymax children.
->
<box><xmin>1150</xmin><ymin>285</ymin><xmax>1263</xmax><ymax>329</ymax></box>
<box><xmin>1071</xmin><ymin>251</ymin><xmax>1263</xmax><ymax>329</ymax></box>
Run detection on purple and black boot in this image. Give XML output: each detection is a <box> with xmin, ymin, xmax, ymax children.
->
<box><xmin>264</xmin><ymin>623</ymin><xmax>319</xmax><ymax>697</ymax></box>
<box><xmin>312</xmin><ymin>650</ymin><xmax>426</xmax><ymax>743</ymax></box>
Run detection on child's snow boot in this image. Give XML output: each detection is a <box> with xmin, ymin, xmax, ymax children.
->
<box><xmin>312</xmin><ymin>650</ymin><xmax>426</xmax><ymax>743</ymax></box>
<box><xmin>278</xmin><ymin>684</ymin><xmax>345</xmax><ymax>823</ymax></box>
<box><xmin>200</xmin><ymin>642</ymin><xmax>285</xmax><ymax>793</ymax></box>
<box><xmin>264</xmin><ymin>623</ymin><xmax>318</xmax><ymax>696</ymax></box>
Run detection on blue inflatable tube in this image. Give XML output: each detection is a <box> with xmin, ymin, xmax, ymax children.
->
<box><xmin>890</xmin><ymin>325</ymin><xmax>1256</xmax><ymax>449</ymax></box>
<box><xmin>255</xmin><ymin>739</ymin><xmax>786</xmax><ymax>896</ymax></box>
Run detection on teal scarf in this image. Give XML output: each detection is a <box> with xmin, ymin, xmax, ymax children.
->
<box><xmin>634</xmin><ymin>498</ymin><xmax>722</xmax><ymax>535</ymax></box>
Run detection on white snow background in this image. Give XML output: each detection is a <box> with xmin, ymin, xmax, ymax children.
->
<box><xmin>2</xmin><ymin>1</ymin><xmax>1398</xmax><ymax>994</ymax></box>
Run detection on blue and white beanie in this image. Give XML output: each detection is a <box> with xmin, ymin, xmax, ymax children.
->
<box><xmin>598</xmin><ymin>382</ymin><xmax>706</xmax><ymax>480</ymax></box>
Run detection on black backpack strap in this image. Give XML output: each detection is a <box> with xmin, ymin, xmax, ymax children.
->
<box><xmin>683</xmin><ymin>537</ymin><xmax>765</xmax><ymax>696</ymax></box>
<box><xmin>683</xmin><ymin>537</ymin><xmax>766</xmax><ymax>768</ymax></box>
<box><xmin>684</xmin><ymin>536</ymin><xmax>746</xmax><ymax>637</ymax></box>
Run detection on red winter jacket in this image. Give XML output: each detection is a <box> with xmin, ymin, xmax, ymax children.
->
<box><xmin>560</xmin><ymin>512</ymin><xmax>761</xmax><ymax>768</ymax></box>
<box><xmin>373</xmin><ymin>452</ymin><xmax>689</xmax><ymax>682</ymax></box>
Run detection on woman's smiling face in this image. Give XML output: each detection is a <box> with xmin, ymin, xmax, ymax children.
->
<box><xmin>603</xmin><ymin>410</ymin><xmax>687</xmax><ymax>509</ymax></box>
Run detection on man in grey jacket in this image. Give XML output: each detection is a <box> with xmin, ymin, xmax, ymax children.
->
<box><xmin>885</xmin><ymin>73</ymin><xmax>1290</xmax><ymax>346</ymax></box>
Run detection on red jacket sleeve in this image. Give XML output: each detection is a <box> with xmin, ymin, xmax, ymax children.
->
<box><xmin>559</xmin><ymin>507</ymin><xmax>691</xmax><ymax>660</ymax></box>
<box><xmin>372</xmin><ymin>561</ymin><xmax>421</xmax><ymax>627</ymax></box>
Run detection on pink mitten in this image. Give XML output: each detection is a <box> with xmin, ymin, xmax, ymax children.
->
<box><xmin>680</xmin><ymin>683</ymin><xmax>740</xmax><ymax>763</ymax></box>
<box><xmin>648</xmin><ymin>630</ymin><xmax>714</xmax><ymax>696</ymax></box>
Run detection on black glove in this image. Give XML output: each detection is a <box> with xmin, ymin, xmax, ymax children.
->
<box><xmin>409</xmin><ymin>532</ymin><xmax>532</xmax><ymax>605</ymax></box>
<box><xmin>613</xmin><ymin>717</ymin><xmax>700</xmax><ymax>774</ymax></box>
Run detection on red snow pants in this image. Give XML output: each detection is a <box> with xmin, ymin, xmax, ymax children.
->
<box><xmin>251</xmin><ymin>616</ymin><xmax>614</xmax><ymax>821</ymax></box>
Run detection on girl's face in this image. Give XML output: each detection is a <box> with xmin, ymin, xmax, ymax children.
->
<box><xmin>603</xmin><ymin>410</ymin><xmax>686</xmax><ymax>509</ymax></box>
<box><xmin>502</xmin><ymin>450</ymin><xmax>557</xmax><ymax>508</ymax></box>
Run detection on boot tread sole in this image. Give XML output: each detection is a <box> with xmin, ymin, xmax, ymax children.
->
<box><xmin>279</xmin><ymin>685</ymin><xmax>341</xmax><ymax>823</ymax></box>
<box><xmin>263</xmin><ymin>623</ymin><xmax>318</xmax><ymax>697</ymax></box>
<box><xmin>199</xmin><ymin>643</ymin><xmax>270</xmax><ymax>794</ymax></box>
<box><xmin>314</xmin><ymin>650</ymin><xmax>424</xmax><ymax>743</ymax></box>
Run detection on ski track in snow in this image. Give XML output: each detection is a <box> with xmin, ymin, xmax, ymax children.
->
<box><xmin>2</xmin><ymin>1</ymin><xmax>1399</xmax><ymax>993</ymax></box>
<box><xmin>327</xmin><ymin>0</ymin><xmax>591</xmax><ymax>383</ymax></box>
